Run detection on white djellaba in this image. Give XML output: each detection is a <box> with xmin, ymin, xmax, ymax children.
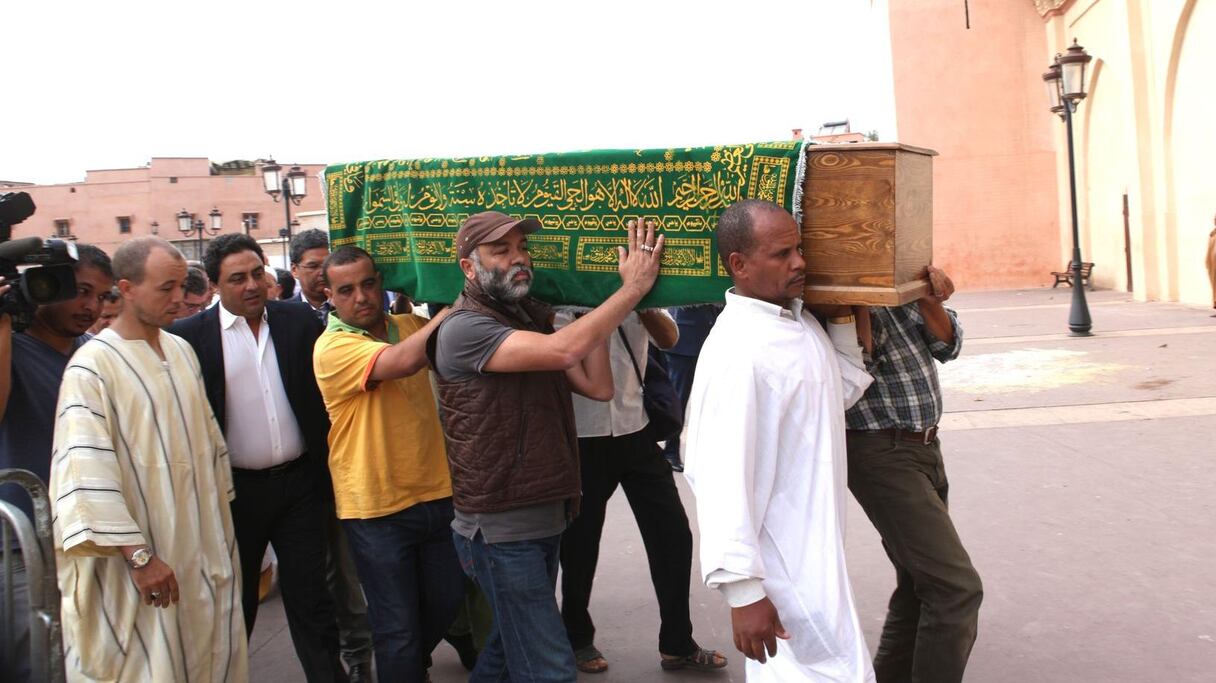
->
<box><xmin>684</xmin><ymin>289</ymin><xmax>876</xmax><ymax>682</ymax></box>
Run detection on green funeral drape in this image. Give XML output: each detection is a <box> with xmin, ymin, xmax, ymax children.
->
<box><xmin>324</xmin><ymin>140</ymin><xmax>806</xmax><ymax>307</ymax></box>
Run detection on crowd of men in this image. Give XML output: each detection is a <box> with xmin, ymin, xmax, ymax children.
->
<box><xmin>0</xmin><ymin>200</ymin><xmax>981</xmax><ymax>683</ymax></box>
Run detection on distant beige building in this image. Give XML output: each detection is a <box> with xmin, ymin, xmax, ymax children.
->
<box><xmin>1042</xmin><ymin>0</ymin><xmax>1214</xmax><ymax>305</ymax></box>
<box><xmin>8</xmin><ymin>157</ymin><xmax>326</xmax><ymax>267</ymax></box>
<box><xmin>889</xmin><ymin>0</ymin><xmax>1214</xmax><ymax>305</ymax></box>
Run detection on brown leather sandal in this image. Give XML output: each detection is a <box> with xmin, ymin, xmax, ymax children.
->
<box><xmin>660</xmin><ymin>647</ymin><xmax>728</xmax><ymax>671</ymax></box>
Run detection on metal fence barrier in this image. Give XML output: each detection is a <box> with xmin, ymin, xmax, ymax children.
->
<box><xmin>1</xmin><ymin>468</ymin><xmax>65</xmax><ymax>683</ymax></box>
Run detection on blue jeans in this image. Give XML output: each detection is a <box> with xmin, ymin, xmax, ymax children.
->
<box><xmin>662</xmin><ymin>352</ymin><xmax>698</xmax><ymax>462</ymax></box>
<box><xmin>343</xmin><ymin>498</ymin><xmax>465</xmax><ymax>683</ymax></box>
<box><xmin>453</xmin><ymin>531</ymin><xmax>576</xmax><ymax>683</ymax></box>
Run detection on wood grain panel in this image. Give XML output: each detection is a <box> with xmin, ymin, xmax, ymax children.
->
<box><xmin>800</xmin><ymin>143</ymin><xmax>936</xmax><ymax>306</ymax></box>
<box><xmin>806</xmin><ymin>150</ymin><xmax>897</xmax><ymax>178</ymax></box>
<box><xmin>803</xmin><ymin>151</ymin><xmax>897</xmax><ymax>289</ymax></box>
<box><xmin>894</xmin><ymin>152</ymin><xmax>933</xmax><ymax>283</ymax></box>
<box><xmin>803</xmin><ymin>279</ymin><xmax>931</xmax><ymax>306</ymax></box>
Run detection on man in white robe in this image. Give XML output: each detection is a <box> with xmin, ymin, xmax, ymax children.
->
<box><xmin>50</xmin><ymin>237</ymin><xmax>247</xmax><ymax>682</ymax></box>
<box><xmin>684</xmin><ymin>200</ymin><xmax>875</xmax><ymax>682</ymax></box>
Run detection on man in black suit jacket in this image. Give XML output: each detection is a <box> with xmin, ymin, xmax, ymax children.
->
<box><xmin>170</xmin><ymin>234</ymin><xmax>346</xmax><ymax>683</ymax></box>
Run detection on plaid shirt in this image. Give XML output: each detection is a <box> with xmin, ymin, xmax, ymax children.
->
<box><xmin>845</xmin><ymin>303</ymin><xmax>963</xmax><ymax>431</ymax></box>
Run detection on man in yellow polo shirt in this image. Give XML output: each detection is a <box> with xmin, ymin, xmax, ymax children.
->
<box><xmin>313</xmin><ymin>245</ymin><xmax>462</xmax><ymax>683</ymax></box>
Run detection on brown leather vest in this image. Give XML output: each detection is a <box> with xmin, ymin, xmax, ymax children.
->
<box><xmin>428</xmin><ymin>286</ymin><xmax>581</xmax><ymax>514</ymax></box>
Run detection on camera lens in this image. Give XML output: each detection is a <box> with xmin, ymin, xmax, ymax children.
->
<box><xmin>26</xmin><ymin>270</ymin><xmax>65</xmax><ymax>303</ymax></box>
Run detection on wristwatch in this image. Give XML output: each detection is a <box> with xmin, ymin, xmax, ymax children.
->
<box><xmin>127</xmin><ymin>546</ymin><xmax>153</xmax><ymax>570</ymax></box>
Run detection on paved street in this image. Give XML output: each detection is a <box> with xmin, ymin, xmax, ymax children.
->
<box><xmin>250</xmin><ymin>287</ymin><xmax>1216</xmax><ymax>682</ymax></box>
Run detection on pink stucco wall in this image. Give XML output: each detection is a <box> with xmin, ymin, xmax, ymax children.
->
<box><xmin>10</xmin><ymin>158</ymin><xmax>327</xmax><ymax>262</ymax></box>
<box><xmin>888</xmin><ymin>0</ymin><xmax>1062</xmax><ymax>290</ymax></box>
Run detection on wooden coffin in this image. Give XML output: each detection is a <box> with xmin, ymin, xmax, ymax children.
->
<box><xmin>801</xmin><ymin>142</ymin><xmax>937</xmax><ymax>306</ymax></box>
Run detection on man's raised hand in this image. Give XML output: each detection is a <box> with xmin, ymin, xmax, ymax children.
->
<box><xmin>616</xmin><ymin>219</ymin><xmax>665</xmax><ymax>296</ymax></box>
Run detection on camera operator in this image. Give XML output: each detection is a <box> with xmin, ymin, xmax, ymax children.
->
<box><xmin>0</xmin><ymin>244</ymin><xmax>113</xmax><ymax>683</ymax></box>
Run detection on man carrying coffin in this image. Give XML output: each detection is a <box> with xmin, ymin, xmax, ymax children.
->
<box><xmin>845</xmin><ymin>265</ymin><xmax>982</xmax><ymax>683</ymax></box>
<box><xmin>684</xmin><ymin>199</ymin><xmax>876</xmax><ymax>682</ymax></box>
<box><xmin>429</xmin><ymin>211</ymin><xmax>664</xmax><ymax>682</ymax></box>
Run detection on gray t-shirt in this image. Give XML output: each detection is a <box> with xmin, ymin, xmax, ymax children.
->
<box><xmin>436</xmin><ymin>309</ymin><xmax>569</xmax><ymax>543</ymax></box>
<box><xmin>433</xmin><ymin>309</ymin><xmax>519</xmax><ymax>382</ymax></box>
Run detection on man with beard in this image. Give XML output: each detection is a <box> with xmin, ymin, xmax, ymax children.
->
<box><xmin>313</xmin><ymin>246</ymin><xmax>461</xmax><ymax>683</ymax></box>
<box><xmin>0</xmin><ymin>244</ymin><xmax>112</xmax><ymax>682</ymax></box>
<box><xmin>427</xmin><ymin>211</ymin><xmax>664</xmax><ymax>682</ymax></box>
<box><xmin>170</xmin><ymin>234</ymin><xmax>346</xmax><ymax>682</ymax></box>
<box><xmin>49</xmin><ymin>237</ymin><xmax>246</xmax><ymax>682</ymax></box>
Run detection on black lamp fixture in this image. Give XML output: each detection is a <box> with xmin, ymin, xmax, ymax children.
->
<box><xmin>1043</xmin><ymin>39</ymin><xmax>1094</xmax><ymax>336</ymax></box>
<box><xmin>261</xmin><ymin>157</ymin><xmax>308</xmax><ymax>243</ymax></box>
<box><xmin>1058</xmin><ymin>39</ymin><xmax>1093</xmax><ymax>102</ymax></box>
<box><xmin>1042</xmin><ymin>62</ymin><xmax>1065</xmax><ymax>120</ymax></box>
<box><xmin>177</xmin><ymin>207</ymin><xmax>222</xmax><ymax>261</ymax></box>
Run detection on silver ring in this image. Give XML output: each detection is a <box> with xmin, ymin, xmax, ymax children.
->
<box><xmin>150</xmin><ymin>592</ymin><xmax>162</xmax><ymax>599</ymax></box>
<box><xmin>640</xmin><ymin>245</ymin><xmax>654</xmax><ymax>253</ymax></box>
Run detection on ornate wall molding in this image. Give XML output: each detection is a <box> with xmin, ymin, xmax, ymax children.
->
<box><xmin>1034</xmin><ymin>0</ymin><xmax>1073</xmax><ymax>17</ymax></box>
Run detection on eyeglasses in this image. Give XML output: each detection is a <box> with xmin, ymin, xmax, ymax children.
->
<box><xmin>181</xmin><ymin>302</ymin><xmax>206</xmax><ymax>314</ymax></box>
<box><xmin>296</xmin><ymin>262</ymin><xmax>324</xmax><ymax>271</ymax></box>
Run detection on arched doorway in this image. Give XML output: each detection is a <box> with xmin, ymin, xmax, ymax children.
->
<box><xmin>1165</xmin><ymin>0</ymin><xmax>1215</xmax><ymax>306</ymax></box>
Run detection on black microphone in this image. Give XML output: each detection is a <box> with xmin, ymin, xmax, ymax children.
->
<box><xmin>0</xmin><ymin>236</ymin><xmax>47</xmax><ymax>262</ymax></box>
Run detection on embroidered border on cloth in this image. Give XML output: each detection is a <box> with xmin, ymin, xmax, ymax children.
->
<box><xmin>325</xmin><ymin>140</ymin><xmax>807</xmax><ymax>307</ymax></box>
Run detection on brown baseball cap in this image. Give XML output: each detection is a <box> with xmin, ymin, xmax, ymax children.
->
<box><xmin>455</xmin><ymin>211</ymin><xmax>541</xmax><ymax>260</ymax></box>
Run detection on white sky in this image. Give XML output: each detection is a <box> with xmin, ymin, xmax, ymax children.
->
<box><xmin>1</xmin><ymin>0</ymin><xmax>895</xmax><ymax>185</ymax></box>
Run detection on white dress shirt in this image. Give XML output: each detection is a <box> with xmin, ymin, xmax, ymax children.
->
<box><xmin>555</xmin><ymin>310</ymin><xmax>674</xmax><ymax>438</ymax></box>
<box><xmin>219</xmin><ymin>304</ymin><xmax>306</xmax><ymax>470</ymax></box>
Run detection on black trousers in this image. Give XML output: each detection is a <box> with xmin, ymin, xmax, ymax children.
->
<box><xmin>231</xmin><ymin>457</ymin><xmax>346</xmax><ymax>683</ymax></box>
<box><xmin>559</xmin><ymin>430</ymin><xmax>697</xmax><ymax>656</ymax></box>
<box><xmin>846</xmin><ymin>432</ymin><xmax>983</xmax><ymax>683</ymax></box>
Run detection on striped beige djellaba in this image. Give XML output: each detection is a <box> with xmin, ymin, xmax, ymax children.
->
<box><xmin>49</xmin><ymin>328</ymin><xmax>247</xmax><ymax>682</ymax></box>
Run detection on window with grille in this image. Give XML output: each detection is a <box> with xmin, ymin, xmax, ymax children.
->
<box><xmin>242</xmin><ymin>213</ymin><xmax>259</xmax><ymax>231</ymax></box>
<box><xmin>118</xmin><ymin>216</ymin><xmax>131</xmax><ymax>234</ymax></box>
<box><xmin>54</xmin><ymin>220</ymin><xmax>70</xmax><ymax>237</ymax></box>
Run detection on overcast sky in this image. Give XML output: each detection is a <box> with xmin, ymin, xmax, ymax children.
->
<box><xmin>2</xmin><ymin>0</ymin><xmax>895</xmax><ymax>185</ymax></box>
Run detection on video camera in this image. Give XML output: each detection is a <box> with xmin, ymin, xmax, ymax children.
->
<box><xmin>0</xmin><ymin>192</ymin><xmax>79</xmax><ymax>332</ymax></box>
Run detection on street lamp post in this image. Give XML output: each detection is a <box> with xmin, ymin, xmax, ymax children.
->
<box><xmin>177</xmin><ymin>207</ymin><xmax>222</xmax><ymax>261</ymax></box>
<box><xmin>261</xmin><ymin>159</ymin><xmax>308</xmax><ymax>248</ymax></box>
<box><xmin>1043</xmin><ymin>39</ymin><xmax>1094</xmax><ymax>337</ymax></box>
